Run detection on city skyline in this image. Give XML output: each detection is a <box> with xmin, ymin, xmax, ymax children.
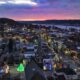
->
<box><xmin>0</xmin><ymin>0</ymin><xmax>80</xmax><ymax>21</ymax></box>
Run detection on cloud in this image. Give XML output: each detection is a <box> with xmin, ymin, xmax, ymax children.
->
<box><xmin>0</xmin><ymin>1</ymin><xmax>6</xmax><ymax>4</ymax></box>
<box><xmin>0</xmin><ymin>0</ymin><xmax>80</xmax><ymax>9</ymax></box>
<box><xmin>0</xmin><ymin>0</ymin><xmax>37</xmax><ymax>6</ymax></box>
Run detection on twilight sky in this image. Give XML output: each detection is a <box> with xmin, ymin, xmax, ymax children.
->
<box><xmin>0</xmin><ymin>0</ymin><xmax>80</xmax><ymax>21</ymax></box>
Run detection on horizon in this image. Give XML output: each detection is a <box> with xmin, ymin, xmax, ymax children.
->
<box><xmin>1</xmin><ymin>17</ymin><xmax>80</xmax><ymax>22</ymax></box>
<box><xmin>0</xmin><ymin>0</ymin><xmax>80</xmax><ymax>21</ymax></box>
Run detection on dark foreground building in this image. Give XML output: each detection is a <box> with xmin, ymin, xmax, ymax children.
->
<box><xmin>25</xmin><ymin>60</ymin><xmax>46</xmax><ymax>80</ymax></box>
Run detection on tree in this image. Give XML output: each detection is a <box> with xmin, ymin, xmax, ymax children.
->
<box><xmin>17</xmin><ymin>63</ymin><xmax>24</xmax><ymax>72</ymax></box>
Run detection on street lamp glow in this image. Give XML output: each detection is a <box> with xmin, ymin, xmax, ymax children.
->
<box><xmin>3</xmin><ymin>64</ymin><xmax>10</xmax><ymax>74</ymax></box>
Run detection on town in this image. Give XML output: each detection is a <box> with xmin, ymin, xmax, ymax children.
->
<box><xmin>0</xmin><ymin>18</ymin><xmax>80</xmax><ymax>80</ymax></box>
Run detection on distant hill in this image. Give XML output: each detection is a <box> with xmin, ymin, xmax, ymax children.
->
<box><xmin>0</xmin><ymin>18</ymin><xmax>19</xmax><ymax>25</ymax></box>
<box><xmin>0</xmin><ymin>18</ymin><xmax>80</xmax><ymax>26</ymax></box>
<box><xmin>19</xmin><ymin>20</ymin><xmax>80</xmax><ymax>26</ymax></box>
<box><xmin>45</xmin><ymin>20</ymin><xmax>80</xmax><ymax>25</ymax></box>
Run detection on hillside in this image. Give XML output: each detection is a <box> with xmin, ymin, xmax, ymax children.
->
<box><xmin>0</xmin><ymin>18</ymin><xmax>19</xmax><ymax>25</ymax></box>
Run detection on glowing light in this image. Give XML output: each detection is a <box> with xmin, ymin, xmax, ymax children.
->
<box><xmin>53</xmin><ymin>64</ymin><xmax>57</xmax><ymax>69</ymax></box>
<box><xmin>43</xmin><ymin>66</ymin><xmax>47</xmax><ymax>70</ymax></box>
<box><xmin>17</xmin><ymin>63</ymin><xmax>24</xmax><ymax>72</ymax></box>
<box><xmin>3</xmin><ymin>64</ymin><xmax>10</xmax><ymax>74</ymax></box>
